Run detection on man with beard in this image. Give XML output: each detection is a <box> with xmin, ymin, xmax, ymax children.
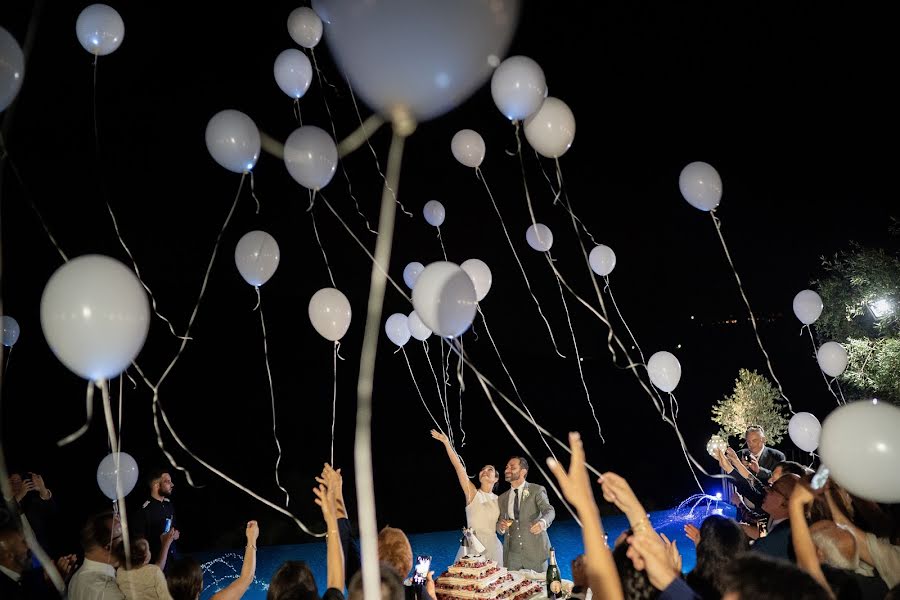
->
<box><xmin>0</xmin><ymin>525</ymin><xmax>77</xmax><ymax>599</ymax></box>
<box><xmin>68</xmin><ymin>511</ymin><xmax>125</xmax><ymax>600</ymax></box>
<box><xmin>133</xmin><ymin>469</ymin><xmax>180</xmax><ymax>568</ymax></box>
<box><xmin>496</xmin><ymin>456</ymin><xmax>555</xmax><ymax>572</ymax></box>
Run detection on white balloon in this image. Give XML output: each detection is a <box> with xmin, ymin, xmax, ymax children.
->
<box><xmin>451</xmin><ymin>129</ymin><xmax>486</xmax><ymax>168</ymax></box>
<box><xmin>679</xmin><ymin>161</ymin><xmax>722</xmax><ymax>211</ymax></box>
<box><xmin>460</xmin><ymin>259</ymin><xmax>492</xmax><ymax>302</ymax></box>
<box><xmin>1</xmin><ymin>315</ymin><xmax>20</xmax><ymax>347</ymax></box>
<box><xmin>96</xmin><ymin>452</ymin><xmax>139</xmax><ymax>500</ymax></box>
<box><xmin>407</xmin><ymin>311</ymin><xmax>432</xmax><ymax>341</ymax></box>
<box><xmin>311</xmin><ymin>0</ymin><xmax>520</xmax><ymax>121</ymax></box>
<box><xmin>308</xmin><ymin>288</ymin><xmax>351</xmax><ymax>341</ymax></box>
<box><xmin>274</xmin><ymin>49</ymin><xmax>313</xmax><ymax>99</ymax></box>
<box><xmin>525</xmin><ymin>223</ymin><xmax>553</xmax><ymax>252</ymax></box>
<box><xmin>288</xmin><ymin>7</ymin><xmax>323</xmax><ymax>48</ymax></box>
<box><xmin>589</xmin><ymin>245</ymin><xmax>616</xmax><ymax>277</ymax></box>
<box><xmin>788</xmin><ymin>412</ymin><xmax>822</xmax><ymax>453</ymax></box>
<box><xmin>284</xmin><ymin>126</ymin><xmax>338</xmax><ymax>190</ymax></box>
<box><xmin>820</xmin><ymin>400</ymin><xmax>900</xmax><ymax>503</ymax></box>
<box><xmin>647</xmin><ymin>351</ymin><xmax>682</xmax><ymax>393</ymax></box>
<box><xmin>235</xmin><ymin>231</ymin><xmax>280</xmax><ymax>287</ymax></box>
<box><xmin>0</xmin><ymin>27</ymin><xmax>25</xmax><ymax>112</ymax></box>
<box><xmin>491</xmin><ymin>55</ymin><xmax>546</xmax><ymax>121</ymax></box>
<box><xmin>403</xmin><ymin>262</ymin><xmax>424</xmax><ymax>290</ymax></box>
<box><xmin>817</xmin><ymin>342</ymin><xmax>849</xmax><ymax>377</ymax></box>
<box><xmin>385</xmin><ymin>313</ymin><xmax>411</xmax><ymax>347</ymax></box>
<box><xmin>411</xmin><ymin>262</ymin><xmax>477</xmax><ymax>338</ymax></box>
<box><xmin>423</xmin><ymin>200</ymin><xmax>446</xmax><ymax>227</ymax></box>
<box><xmin>40</xmin><ymin>255</ymin><xmax>150</xmax><ymax>380</ymax></box>
<box><xmin>523</xmin><ymin>97</ymin><xmax>575</xmax><ymax>158</ymax></box>
<box><xmin>205</xmin><ymin>110</ymin><xmax>261</xmax><ymax>173</ymax></box>
<box><xmin>793</xmin><ymin>290</ymin><xmax>824</xmax><ymax>325</ymax></box>
<box><xmin>76</xmin><ymin>4</ymin><xmax>124</xmax><ymax>56</ymax></box>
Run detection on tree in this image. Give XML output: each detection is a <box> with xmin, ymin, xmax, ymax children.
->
<box><xmin>815</xmin><ymin>243</ymin><xmax>900</xmax><ymax>404</ymax></box>
<box><xmin>711</xmin><ymin>369</ymin><xmax>788</xmax><ymax>444</ymax></box>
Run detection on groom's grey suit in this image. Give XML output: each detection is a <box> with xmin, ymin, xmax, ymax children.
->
<box><xmin>496</xmin><ymin>482</ymin><xmax>555</xmax><ymax>571</ymax></box>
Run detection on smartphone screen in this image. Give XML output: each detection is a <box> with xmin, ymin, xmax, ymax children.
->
<box><xmin>414</xmin><ymin>555</ymin><xmax>431</xmax><ymax>583</ymax></box>
<box><xmin>164</xmin><ymin>517</ymin><xmax>172</xmax><ymax>533</ymax></box>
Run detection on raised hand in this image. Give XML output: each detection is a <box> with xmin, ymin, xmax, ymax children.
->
<box><xmin>545</xmin><ymin>432</ymin><xmax>597</xmax><ymax>514</ymax></box>
<box><xmin>724</xmin><ymin>447</ymin><xmax>740</xmax><ymax>463</ymax></box>
<box><xmin>599</xmin><ymin>472</ymin><xmax>646</xmax><ymax>524</ymax></box>
<box><xmin>660</xmin><ymin>533</ymin><xmax>682</xmax><ymax>573</ymax></box>
<box><xmin>747</xmin><ymin>455</ymin><xmax>760</xmax><ymax>474</ymax></box>
<box><xmin>245</xmin><ymin>521</ymin><xmax>259</xmax><ymax>546</ymax></box>
<box><xmin>683</xmin><ymin>523</ymin><xmax>701</xmax><ymax>545</ymax></box>
<box><xmin>626</xmin><ymin>531</ymin><xmax>680</xmax><ymax>591</ymax></box>
<box><xmin>316</xmin><ymin>463</ymin><xmax>346</xmax><ymax>519</ymax></box>
<box><xmin>30</xmin><ymin>473</ymin><xmax>51</xmax><ymax>499</ymax></box>
<box><xmin>430</xmin><ymin>429</ymin><xmax>449</xmax><ymax>445</ymax></box>
<box><xmin>313</xmin><ymin>484</ymin><xmax>337</xmax><ymax>522</ymax></box>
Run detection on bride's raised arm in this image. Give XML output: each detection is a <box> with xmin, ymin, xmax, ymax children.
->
<box><xmin>431</xmin><ymin>429</ymin><xmax>476</xmax><ymax>505</ymax></box>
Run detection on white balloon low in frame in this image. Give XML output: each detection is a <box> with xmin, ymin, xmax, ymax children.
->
<box><xmin>411</xmin><ymin>262</ymin><xmax>477</xmax><ymax>338</ymax></box>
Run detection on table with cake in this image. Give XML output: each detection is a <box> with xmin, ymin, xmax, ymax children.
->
<box><xmin>435</xmin><ymin>555</ymin><xmax>574</xmax><ymax>600</ymax></box>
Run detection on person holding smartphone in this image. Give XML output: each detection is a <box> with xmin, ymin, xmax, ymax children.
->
<box><xmin>133</xmin><ymin>470</ymin><xmax>179</xmax><ymax>570</ymax></box>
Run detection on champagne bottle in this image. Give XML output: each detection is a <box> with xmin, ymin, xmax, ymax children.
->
<box><xmin>546</xmin><ymin>547</ymin><xmax>562</xmax><ymax>599</ymax></box>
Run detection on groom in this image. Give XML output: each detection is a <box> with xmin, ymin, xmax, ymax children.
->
<box><xmin>496</xmin><ymin>456</ymin><xmax>555</xmax><ymax>572</ymax></box>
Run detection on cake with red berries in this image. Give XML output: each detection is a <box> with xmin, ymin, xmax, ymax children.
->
<box><xmin>435</xmin><ymin>556</ymin><xmax>544</xmax><ymax>600</ymax></box>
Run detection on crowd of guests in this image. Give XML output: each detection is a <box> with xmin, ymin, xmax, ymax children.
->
<box><xmin>1</xmin><ymin>425</ymin><xmax>899</xmax><ymax>600</ymax></box>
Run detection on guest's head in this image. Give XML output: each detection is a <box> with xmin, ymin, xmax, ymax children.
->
<box><xmin>761</xmin><ymin>474</ymin><xmax>801</xmax><ymax>520</ymax></box>
<box><xmin>745</xmin><ymin>425</ymin><xmax>766</xmax><ymax>455</ymax></box>
<box><xmin>771</xmin><ymin>460</ymin><xmax>811</xmax><ymax>483</ymax></box>
<box><xmin>612</xmin><ymin>531</ymin><xmax>658</xmax><ymax>600</ymax></box>
<box><xmin>268</xmin><ymin>560</ymin><xmax>318</xmax><ymax>600</ymax></box>
<box><xmin>348</xmin><ymin>564</ymin><xmax>404</xmax><ymax>600</ymax></box>
<box><xmin>721</xmin><ymin>554</ymin><xmax>830</xmax><ymax>599</ymax></box>
<box><xmin>118</xmin><ymin>538</ymin><xmax>151</xmax><ymax>569</ymax></box>
<box><xmin>478</xmin><ymin>465</ymin><xmax>500</xmax><ymax>492</ymax></box>
<box><xmin>810</xmin><ymin>520</ymin><xmax>860</xmax><ymax>571</ymax></box>
<box><xmin>80</xmin><ymin>510</ymin><xmax>123</xmax><ymax>564</ymax></box>
<box><xmin>687</xmin><ymin>515</ymin><xmax>749</xmax><ymax>596</ymax></box>
<box><xmin>167</xmin><ymin>557</ymin><xmax>203</xmax><ymax>600</ymax></box>
<box><xmin>504</xmin><ymin>457</ymin><xmax>529</xmax><ymax>484</ymax></box>
<box><xmin>377</xmin><ymin>526</ymin><xmax>413</xmax><ymax>578</ymax></box>
<box><xmin>148</xmin><ymin>469</ymin><xmax>174</xmax><ymax>498</ymax></box>
<box><xmin>570</xmin><ymin>554</ymin><xmax>588</xmax><ymax>589</ymax></box>
<box><xmin>0</xmin><ymin>528</ymin><xmax>31</xmax><ymax>574</ymax></box>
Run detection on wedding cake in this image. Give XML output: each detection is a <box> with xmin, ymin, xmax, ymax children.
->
<box><xmin>435</xmin><ymin>556</ymin><xmax>544</xmax><ymax>600</ymax></box>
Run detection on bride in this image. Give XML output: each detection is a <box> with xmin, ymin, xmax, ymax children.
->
<box><xmin>431</xmin><ymin>430</ymin><xmax>504</xmax><ymax>566</ymax></box>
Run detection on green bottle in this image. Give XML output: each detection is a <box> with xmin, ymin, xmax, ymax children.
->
<box><xmin>546</xmin><ymin>547</ymin><xmax>562</xmax><ymax>599</ymax></box>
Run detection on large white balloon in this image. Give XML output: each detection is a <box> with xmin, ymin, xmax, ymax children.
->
<box><xmin>817</xmin><ymin>342</ymin><xmax>849</xmax><ymax>377</ymax></box>
<box><xmin>76</xmin><ymin>4</ymin><xmax>124</xmax><ymax>56</ymax></box>
<box><xmin>423</xmin><ymin>200</ymin><xmax>446</xmax><ymax>227</ymax></box>
<box><xmin>411</xmin><ymin>262</ymin><xmax>477</xmax><ymax>338</ymax></box>
<box><xmin>523</xmin><ymin>97</ymin><xmax>575</xmax><ymax>158</ymax></box>
<box><xmin>205</xmin><ymin>110</ymin><xmax>261</xmax><ymax>173</ymax></box>
<box><xmin>308</xmin><ymin>288</ymin><xmax>351</xmax><ymax>341</ymax></box>
<box><xmin>0</xmin><ymin>27</ymin><xmax>25</xmax><ymax>112</ymax></box>
<box><xmin>287</xmin><ymin>7</ymin><xmax>323</xmax><ymax>48</ymax></box>
<box><xmin>491</xmin><ymin>55</ymin><xmax>546</xmax><ymax>121</ymax></box>
<box><xmin>525</xmin><ymin>224</ymin><xmax>553</xmax><ymax>252</ymax></box>
<box><xmin>403</xmin><ymin>262</ymin><xmax>424</xmax><ymax>290</ymax></box>
<box><xmin>460</xmin><ymin>259</ymin><xmax>492</xmax><ymax>302</ymax></box>
<box><xmin>451</xmin><ymin>129</ymin><xmax>486</xmax><ymax>168</ymax></box>
<box><xmin>820</xmin><ymin>400</ymin><xmax>900</xmax><ymax>503</ymax></box>
<box><xmin>407</xmin><ymin>311</ymin><xmax>432</xmax><ymax>341</ymax></box>
<box><xmin>96</xmin><ymin>452</ymin><xmax>139</xmax><ymax>500</ymax></box>
<box><xmin>274</xmin><ymin>49</ymin><xmax>313</xmax><ymax>99</ymax></box>
<box><xmin>679</xmin><ymin>161</ymin><xmax>722</xmax><ymax>211</ymax></box>
<box><xmin>647</xmin><ymin>351</ymin><xmax>682</xmax><ymax>393</ymax></box>
<box><xmin>788</xmin><ymin>412</ymin><xmax>822</xmax><ymax>453</ymax></box>
<box><xmin>235</xmin><ymin>231</ymin><xmax>280</xmax><ymax>287</ymax></box>
<box><xmin>312</xmin><ymin>0</ymin><xmax>520</xmax><ymax>121</ymax></box>
<box><xmin>589</xmin><ymin>245</ymin><xmax>616</xmax><ymax>277</ymax></box>
<box><xmin>1</xmin><ymin>315</ymin><xmax>20</xmax><ymax>347</ymax></box>
<box><xmin>793</xmin><ymin>290</ymin><xmax>824</xmax><ymax>325</ymax></box>
<box><xmin>41</xmin><ymin>255</ymin><xmax>149</xmax><ymax>381</ymax></box>
<box><xmin>284</xmin><ymin>126</ymin><xmax>338</xmax><ymax>190</ymax></box>
<box><xmin>384</xmin><ymin>313</ymin><xmax>411</xmax><ymax>347</ymax></box>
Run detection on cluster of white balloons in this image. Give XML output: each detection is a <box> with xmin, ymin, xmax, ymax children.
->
<box><xmin>0</xmin><ymin>26</ymin><xmax>25</xmax><ymax>113</ymax></box>
<box><xmin>1</xmin><ymin>315</ymin><xmax>20</xmax><ymax>347</ymax></box>
<box><xmin>308</xmin><ymin>288</ymin><xmax>352</xmax><ymax>342</ymax></box>
<box><xmin>792</xmin><ymin>290</ymin><xmax>849</xmax><ymax>377</ymax></box>
<box><xmin>235</xmin><ymin>231</ymin><xmax>281</xmax><ymax>287</ymax></box>
<box><xmin>96</xmin><ymin>452</ymin><xmax>139</xmax><ymax>500</ymax></box>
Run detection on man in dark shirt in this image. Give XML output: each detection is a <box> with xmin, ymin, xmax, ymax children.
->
<box><xmin>133</xmin><ymin>469</ymin><xmax>178</xmax><ymax>566</ymax></box>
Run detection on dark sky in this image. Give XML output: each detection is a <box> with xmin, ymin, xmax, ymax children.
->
<box><xmin>1</xmin><ymin>1</ymin><xmax>896</xmax><ymax>554</ymax></box>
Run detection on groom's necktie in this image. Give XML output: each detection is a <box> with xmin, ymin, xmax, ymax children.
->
<box><xmin>514</xmin><ymin>488</ymin><xmax>521</xmax><ymax>520</ymax></box>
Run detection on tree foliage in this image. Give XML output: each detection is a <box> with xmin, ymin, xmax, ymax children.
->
<box><xmin>711</xmin><ymin>369</ymin><xmax>788</xmax><ymax>444</ymax></box>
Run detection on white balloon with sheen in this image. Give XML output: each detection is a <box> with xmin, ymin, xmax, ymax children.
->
<box><xmin>407</xmin><ymin>311</ymin><xmax>432</xmax><ymax>341</ymax></box>
<box><xmin>817</xmin><ymin>342</ymin><xmax>848</xmax><ymax>377</ymax></box>
<box><xmin>411</xmin><ymin>262</ymin><xmax>477</xmax><ymax>338</ymax></box>
<box><xmin>525</xmin><ymin>224</ymin><xmax>553</xmax><ymax>252</ymax></box>
<box><xmin>461</xmin><ymin>259</ymin><xmax>492</xmax><ymax>302</ymax></box>
<box><xmin>205</xmin><ymin>110</ymin><xmax>261</xmax><ymax>173</ymax></box>
<box><xmin>284</xmin><ymin>126</ymin><xmax>338</xmax><ymax>190</ymax></box>
<box><xmin>793</xmin><ymin>290</ymin><xmax>824</xmax><ymax>325</ymax></box>
<box><xmin>308</xmin><ymin>288</ymin><xmax>352</xmax><ymax>341</ymax></box>
<box><xmin>288</xmin><ymin>7</ymin><xmax>323</xmax><ymax>48</ymax></box>
<box><xmin>524</xmin><ymin>97</ymin><xmax>575</xmax><ymax>158</ymax></box>
<box><xmin>788</xmin><ymin>412</ymin><xmax>822</xmax><ymax>453</ymax></box>
<box><xmin>274</xmin><ymin>49</ymin><xmax>313</xmax><ymax>99</ymax></box>
<box><xmin>0</xmin><ymin>27</ymin><xmax>25</xmax><ymax>112</ymax></box>
<box><xmin>451</xmin><ymin>129</ymin><xmax>486</xmax><ymax>168</ymax></box>
<box><xmin>491</xmin><ymin>55</ymin><xmax>546</xmax><ymax>120</ymax></box>
<box><xmin>76</xmin><ymin>4</ymin><xmax>124</xmax><ymax>56</ymax></box>
<box><xmin>403</xmin><ymin>262</ymin><xmax>424</xmax><ymax>290</ymax></box>
<box><xmin>96</xmin><ymin>452</ymin><xmax>139</xmax><ymax>500</ymax></box>
<box><xmin>647</xmin><ymin>351</ymin><xmax>682</xmax><ymax>393</ymax></box>
<box><xmin>589</xmin><ymin>245</ymin><xmax>616</xmax><ymax>276</ymax></box>
<box><xmin>235</xmin><ymin>231</ymin><xmax>280</xmax><ymax>287</ymax></box>
<box><xmin>423</xmin><ymin>200</ymin><xmax>446</xmax><ymax>227</ymax></box>
<box><xmin>385</xmin><ymin>313</ymin><xmax>411</xmax><ymax>347</ymax></box>
<box><xmin>679</xmin><ymin>161</ymin><xmax>722</xmax><ymax>211</ymax></box>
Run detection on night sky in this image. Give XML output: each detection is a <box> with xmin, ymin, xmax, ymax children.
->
<box><xmin>1</xmin><ymin>1</ymin><xmax>896</xmax><ymax>555</ymax></box>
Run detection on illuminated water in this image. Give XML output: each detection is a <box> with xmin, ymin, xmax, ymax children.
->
<box><xmin>193</xmin><ymin>503</ymin><xmax>736</xmax><ymax>599</ymax></box>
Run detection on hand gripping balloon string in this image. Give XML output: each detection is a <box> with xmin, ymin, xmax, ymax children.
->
<box><xmin>547</xmin><ymin>250</ymin><xmax>604</xmax><ymax>443</ymax></box>
<box><xmin>401</xmin><ymin>346</ymin><xmax>446</xmax><ymax>434</ymax></box>
<box><xmin>309</xmin><ymin>190</ymin><xmax>336</xmax><ymax>287</ymax></box>
<box><xmin>57</xmin><ymin>380</ymin><xmax>94</xmax><ymax>446</ymax></box>
<box><xmin>248</xmin><ymin>170</ymin><xmax>261</xmax><ymax>214</ymax></box>
<box><xmin>806</xmin><ymin>326</ymin><xmax>844</xmax><ymax>406</ymax></box>
<box><xmin>474</xmin><ymin>166</ymin><xmax>566</xmax><ymax>358</ymax></box>
<box><xmin>257</xmin><ymin>290</ymin><xmax>290</xmax><ymax>507</ymax></box>
<box><xmin>710</xmin><ymin>211</ymin><xmax>794</xmax><ymax>414</ymax></box>
<box><xmin>478</xmin><ymin>306</ymin><xmax>556</xmax><ymax>461</ymax></box>
<box><xmin>98</xmin><ymin>378</ymin><xmax>132</xmax><ymax>567</ymax></box>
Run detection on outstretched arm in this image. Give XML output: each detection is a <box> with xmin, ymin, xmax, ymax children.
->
<box><xmin>789</xmin><ymin>485</ymin><xmax>835</xmax><ymax>599</ymax></box>
<box><xmin>210</xmin><ymin>521</ymin><xmax>259</xmax><ymax>600</ymax></box>
<box><xmin>431</xmin><ymin>430</ymin><xmax>476</xmax><ymax>505</ymax></box>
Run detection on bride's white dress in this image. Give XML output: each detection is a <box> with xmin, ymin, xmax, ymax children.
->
<box><xmin>455</xmin><ymin>490</ymin><xmax>504</xmax><ymax>566</ymax></box>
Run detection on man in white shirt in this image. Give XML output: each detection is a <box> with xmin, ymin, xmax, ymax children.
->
<box><xmin>68</xmin><ymin>511</ymin><xmax>126</xmax><ymax>600</ymax></box>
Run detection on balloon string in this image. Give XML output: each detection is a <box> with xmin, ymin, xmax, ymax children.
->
<box><xmin>834</xmin><ymin>377</ymin><xmax>848</xmax><ymax>405</ymax></box>
<box><xmin>456</xmin><ymin>335</ymin><xmax>466</xmax><ymax>446</ymax></box>
<box><xmin>426</xmin><ymin>341</ymin><xmax>454</xmax><ymax>448</ymax></box>
<box><xmin>549</xmin><ymin>251</ymin><xmax>604</xmax><ymax>443</ymax></box>
<box><xmin>401</xmin><ymin>346</ymin><xmax>446</xmax><ymax>434</ymax></box>
<box><xmin>259</xmin><ymin>291</ymin><xmax>290</xmax><ymax>507</ymax></box>
<box><xmin>667</xmin><ymin>390</ymin><xmax>704</xmax><ymax>493</ymax></box>
<box><xmin>710</xmin><ymin>211</ymin><xmax>795</xmax><ymax>414</ymax></box>
<box><xmin>806</xmin><ymin>326</ymin><xmax>844</xmax><ymax>406</ymax></box>
<box><xmin>475</xmin><ymin>166</ymin><xmax>565</xmax><ymax>358</ymax></box>
<box><xmin>249</xmin><ymin>170</ymin><xmax>261</xmax><ymax>214</ymax></box>
<box><xmin>547</xmin><ymin>158</ymin><xmax>598</xmax><ymax>245</ymax></box>
<box><xmin>57</xmin><ymin>380</ymin><xmax>94</xmax><ymax>446</ymax></box>
<box><xmin>3</xmin><ymin>346</ymin><xmax>12</xmax><ymax>377</ymax></box>
<box><xmin>331</xmin><ymin>341</ymin><xmax>338</xmax><ymax>467</ymax></box>
<box><xmin>310</xmin><ymin>48</ymin><xmax>384</xmax><ymax>231</ymax></box>
<box><xmin>117</xmin><ymin>375</ymin><xmax>124</xmax><ymax>451</ymax></box>
<box><xmin>437</xmin><ymin>226</ymin><xmax>448</xmax><ymax>261</ymax></box>
<box><xmin>99</xmin><ymin>379</ymin><xmax>133</xmax><ymax>568</ymax></box>
<box><xmin>293</xmin><ymin>98</ymin><xmax>303</xmax><ymax>126</ymax></box>
<box><xmin>319</xmin><ymin>192</ymin><xmax>410</xmax><ymax>302</ymax></box>
<box><xmin>309</xmin><ymin>191</ymin><xmax>336</xmax><ymax>287</ymax></box>
<box><xmin>478</xmin><ymin>306</ymin><xmax>556</xmax><ymax>460</ymax></box>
